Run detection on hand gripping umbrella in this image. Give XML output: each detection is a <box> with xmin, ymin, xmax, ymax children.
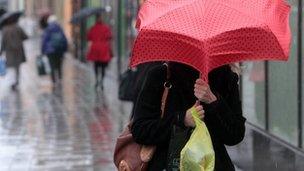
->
<box><xmin>130</xmin><ymin>0</ymin><xmax>291</xmax><ymax>81</ymax></box>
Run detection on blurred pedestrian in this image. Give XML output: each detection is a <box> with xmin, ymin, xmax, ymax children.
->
<box><xmin>41</xmin><ymin>15</ymin><xmax>68</xmax><ymax>87</ymax></box>
<box><xmin>0</xmin><ymin>15</ymin><xmax>28</xmax><ymax>91</ymax></box>
<box><xmin>86</xmin><ymin>13</ymin><xmax>112</xmax><ymax>90</ymax></box>
<box><xmin>131</xmin><ymin>62</ymin><xmax>246</xmax><ymax>170</ymax></box>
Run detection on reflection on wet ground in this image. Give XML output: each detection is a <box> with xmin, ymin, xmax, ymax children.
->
<box><xmin>0</xmin><ymin>39</ymin><xmax>131</xmax><ymax>170</ymax></box>
<box><xmin>229</xmin><ymin>125</ymin><xmax>304</xmax><ymax>171</ymax></box>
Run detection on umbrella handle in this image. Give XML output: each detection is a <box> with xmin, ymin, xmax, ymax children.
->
<box><xmin>197</xmin><ymin>73</ymin><xmax>208</xmax><ymax>103</ymax></box>
<box><xmin>200</xmin><ymin>73</ymin><xmax>208</xmax><ymax>84</ymax></box>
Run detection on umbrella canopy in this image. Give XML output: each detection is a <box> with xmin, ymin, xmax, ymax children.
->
<box><xmin>0</xmin><ymin>11</ymin><xmax>23</xmax><ymax>27</ymax></box>
<box><xmin>70</xmin><ymin>7</ymin><xmax>105</xmax><ymax>24</ymax></box>
<box><xmin>130</xmin><ymin>0</ymin><xmax>291</xmax><ymax>81</ymax></box>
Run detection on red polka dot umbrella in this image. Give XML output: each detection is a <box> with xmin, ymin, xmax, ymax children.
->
<box><xmin>130</xmin><ymin>0</ymin><xmax>291</xmax><ymax>81</ymax></box>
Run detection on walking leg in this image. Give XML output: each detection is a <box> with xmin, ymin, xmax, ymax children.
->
<box><xmin>48</xmin><ymin>56</ymin><xmax>56</xmax><ymax>84</ymax></box>
<box><xmin>58</xmin><ymin>57</ymin><xmax>63</xmax><ymax>81</ymax></box>
<box><xmin>11</xmin><ymin>65</ymin><xmax>20</xmax><ymax>91</ymax></box>
<box><xmin>101</xmin><ymin>64</ymin><xmax>106</xmax><ymax>79</ymax></box>
<box><xmin>100</xmin><ymin>63</ymin><xmax>108</xmax><ymax>90</ymax></box>
<box><xmin>15</xmin><ymin>65</ymin><xmax>20</xmax><ymax>85</ymax></box>
<box><xmin>94</xmin><ymin>62</ymin><xmax>99</xmax><ymax>88</ymax></box>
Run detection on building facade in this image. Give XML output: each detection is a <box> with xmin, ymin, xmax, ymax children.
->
<box><xmin>241</xmin><ymin>0</ymin><xmax>304</xmax><ymax>150</ymax></box>
<box><xmin>116</xmin><ymin>0</ymin><xmax>143</xmax><ymax>73</ymax></box>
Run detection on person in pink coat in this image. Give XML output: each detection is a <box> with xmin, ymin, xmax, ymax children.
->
<box><xmin>86</xmin><ymin>14</ymin><xmax>112</xmax><ymax>90</ymax></box>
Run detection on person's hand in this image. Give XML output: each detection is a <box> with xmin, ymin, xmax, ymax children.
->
<box><xmin>184</xmin><ymin>101</ymin><xmax>205</xmax><ymax>127</ymax></box>
<box><xmin>194</xmin><ymin>79</ymin><xmax>217</xmax><ymax>104</ymax></box>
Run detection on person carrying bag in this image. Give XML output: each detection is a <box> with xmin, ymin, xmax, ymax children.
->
<box><xmin>114</xmin><ymin>63</ymin><xmax>171</xmax><ymax>171</ymax></box>
<box><xmin>129</xmin><ymin>62</ymin><xmax>246</xmax><ymax>171</ymax></box>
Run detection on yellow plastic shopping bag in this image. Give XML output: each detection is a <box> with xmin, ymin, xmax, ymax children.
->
<box><xmin>180</xmin><ymin>107</ymin><xmax>215</xmax><ymax>171</ymax></box>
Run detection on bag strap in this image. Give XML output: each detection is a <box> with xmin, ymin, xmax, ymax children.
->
<box><xmin>130</xmin><ymin>62</ymin><xmax>171</xmax><ymax>124</ymax></box>
<box><xmin>161</xmin><ymin>62</ymin><xmax>171</xmax><ymax>118</ymax></box>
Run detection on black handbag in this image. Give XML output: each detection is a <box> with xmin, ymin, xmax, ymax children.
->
<box><xmin>167</xmin><ymin>126</ymin><xmax>192</xmax><ymax>171</ymax></box>
<box><xmin>119</xmin><ymin>63</ymin><xmax>161</xmax><ymax>102</ymax></box>
<box><xmin>119</xmin><ymin>69</ymin><xmax>139</xmax><ymax>101</ymax></box>
<box><xmin>36</xmin><ymin>55</ymin><xmax>47</xmax><ymax>76</ymax></box>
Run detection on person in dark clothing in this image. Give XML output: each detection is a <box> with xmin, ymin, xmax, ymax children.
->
<box><xmin>1</xmin><ymin>17</ymin><xmax>28</xmax><ymax>91</ymax></box>
<box><xmin>131</xmin><ymin>62</ymin><xmax>246</xmax><ymax>171</ymax></box>
<box><xmin>41</xmin><ymin>15</ymin><xmax>68</xmax><ymax>86</ymax></box>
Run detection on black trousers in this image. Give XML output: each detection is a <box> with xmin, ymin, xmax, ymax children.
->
<box><xmin>47</xmin><ymin>54</ymin><xmax>63</xmax><ymax>84</ymax></box>
<box><xmin>94</xmin><ymin>62</ymin><xmax>108</xmax><ymax>86</ymax></box>
<box><xmin>14</xmin><ymin>65</ymin><xmax>20</xmax><ymax>85</ymax></box>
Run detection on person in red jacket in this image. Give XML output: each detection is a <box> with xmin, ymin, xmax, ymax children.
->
<box><xmin>86</xmin><ymin>14</ymin><xmax>112</xmax><ymax>90</ymax></box>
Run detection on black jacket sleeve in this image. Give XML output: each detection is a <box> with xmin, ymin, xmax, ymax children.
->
<box><xmin>204</xmin><ymin>72</ymin><xmax>246</xmax><ymax>146</ymax></box>
<box><xmin>131</xmin><ymin>65</ymin><xmax>177</xmax><ymax>146</ymax></box>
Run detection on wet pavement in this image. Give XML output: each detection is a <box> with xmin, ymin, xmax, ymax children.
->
<box><xmin>0</xmin><ymin>38</ymin><xmax>132</xmax><ymax>171</ymax></box>
<box><xmin>228</xmin><ymin>125</ymin><xmax>304</xmax><ymax>171</ymax></box>
<box><xmin>1</xmin><ymin>38</ymin><xmax>304</xmax><ymax>171</ymax></box>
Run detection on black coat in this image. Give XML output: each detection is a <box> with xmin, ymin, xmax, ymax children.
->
<box><xmin>131</xmin><ymin>63</ymin><xmax>246</xmax><ymax>171</ymax></box>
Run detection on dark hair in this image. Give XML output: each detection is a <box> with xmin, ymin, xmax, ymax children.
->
<box><xmin>39</xmin><ymin>15</ymin><xmax>49</xmax><ymax>29</ymax></box>
<box><xmin>95</xmin><ymin>13</ymin><xmax>102</xmax><ymax>22</ymax></box>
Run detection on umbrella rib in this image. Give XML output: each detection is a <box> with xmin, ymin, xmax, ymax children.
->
<box><xmin>214</xmin><ymin>1</ymin><xmax>265</xmax><ymax>24</ymax></box>
<box><xmin>139</xmin><ymin>0</ymin><xmax>198</xmax><ymax>30</ymax></box>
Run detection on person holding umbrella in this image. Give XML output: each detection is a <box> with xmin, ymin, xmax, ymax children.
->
<box><xmin>0</xmin><ymin>11</ymin><xmax>28</xmax><ymax>91</ymax></box>
<box><xmin>131</xmin><ymin>62</ymin><xmax>245</xmax><ymax>171</ymax></box>
<box><xmin>124</xmin><ymin>0</ymin><xmax>291</xmax><ymax>170</ymax></box>
<box><xmin>86</xmin><ymin>13</ymin><xmax>112</xmax><ymax>90</ymax></box>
